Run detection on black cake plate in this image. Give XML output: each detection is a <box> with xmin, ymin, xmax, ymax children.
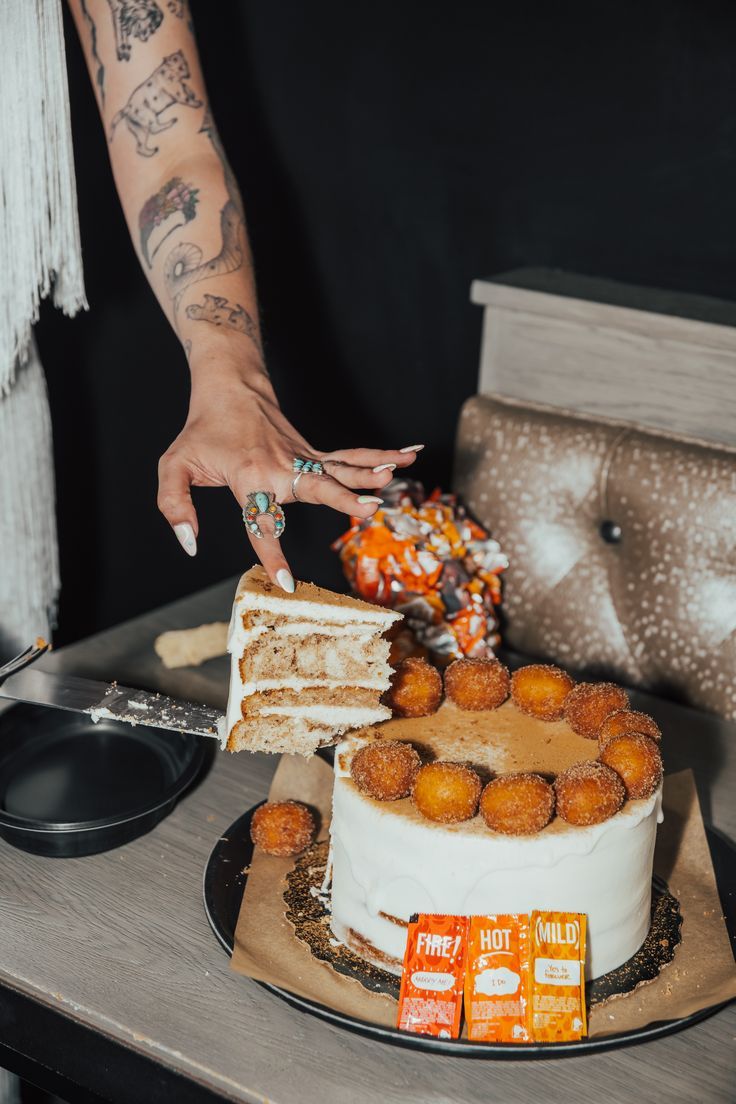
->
<box><xmin>0</xmin><ymin>702</ymin><xmax>211</xmax><ymax>857</ymax></box>
<box><xmin>202</xmin><ymin>804</ymin><xmax>735</xmax><ymax>1058</ymax></box>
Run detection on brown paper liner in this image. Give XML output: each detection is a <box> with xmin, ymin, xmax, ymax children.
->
<box><xmin>230</xmin><ymin>761</ymin><xmax>736</xmax><ymax>1040</ymax></box>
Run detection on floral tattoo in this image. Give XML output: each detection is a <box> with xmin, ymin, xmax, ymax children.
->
<box><xmin>139</xmin><ymin>177</ymin><xmax>199</xmax><ymax>267</ymax></box>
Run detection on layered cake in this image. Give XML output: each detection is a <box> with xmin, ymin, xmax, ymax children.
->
<box><xmin>330</xmin><ymin>669</ymin><xmax>663</xmax><ymax>980</ymax></box>
<box><xmin>225</xmin><ymin>567</ymin><xmax>401</xmax><ymax>753</ymax></box>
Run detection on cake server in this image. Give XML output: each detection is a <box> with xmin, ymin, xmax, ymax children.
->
<box><xmin>0</xmin><ymin>642</ymin><xmax>225</xmax><ymax>742</ymax></box>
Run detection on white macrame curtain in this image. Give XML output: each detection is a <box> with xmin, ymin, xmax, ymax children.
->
<box><xmin>0</xmin><ymin>0</ymin><xmax>87</xmax><ymax>396</ymax></box>
<box><xmin>0</xmin><ymin>341</ymin><xmax>60</xmax><ymax>656</ymax></box>
<box><xmin>0</xmin><ymin>0</ymin><xmax>86</xmax><ymax>657</ymax></box>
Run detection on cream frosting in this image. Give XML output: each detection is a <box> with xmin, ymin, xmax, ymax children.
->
<box><xmin>260</xmin><ymin>704</ymin><xmax>391</xmax><ymax>725</ymax></box>
<box><xmin>240</xmin><ymin>677</ymin><xmax>392</xmax><ymax>697</ymax></box>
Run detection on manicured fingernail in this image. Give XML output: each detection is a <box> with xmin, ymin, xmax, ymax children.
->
<box><xmin>276</xmin><ymin>568</ymin><xmax>295</xmax><ymax>593</ymax></box>
<box><xmin>174</xmin><ymin>523</ymin><xmax>197</xmax><ymax>557</ymax></box>
<box><xmin>372</xmin><ymin>463</ymin><xmax>396</xmax><ymax>473</ymax></box>
<box><xmin>399</xmin><ymin>444</ymin><xmax>424</xmax><ymax>453</ymax></box>
<box><xmin>357</xmin><ymin>496</ymin><xmax>384</xmax><ymax>505</ymax></box>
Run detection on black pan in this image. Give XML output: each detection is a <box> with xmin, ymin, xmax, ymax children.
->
<box><xmin>0</xmin><ymin>702</ymin><xmax>210</xmax><ymax>857</ymax></box>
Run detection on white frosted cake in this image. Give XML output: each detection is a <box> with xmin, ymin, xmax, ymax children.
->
<box><xmin>225</xmin><ymin>567</ymin><xmax>401</xmax><ymax>754</ymax></box>
<box><xmin>330</xmin><ymin>701</ymin><xmax>663</xmax><ymax>980</ymax></box>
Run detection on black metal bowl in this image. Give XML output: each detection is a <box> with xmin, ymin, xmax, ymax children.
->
<box><xmin>0</xmin><ymin>703</ymin><xmax>210</xmax><ymax>857</ymax></box>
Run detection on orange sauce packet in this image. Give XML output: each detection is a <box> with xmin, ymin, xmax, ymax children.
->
<box><xmin>397</xmin><ymin>914</ymin><xmax>468</xmax><ymax>1039</ymax></box>
<box><xmin>530</xmin><ymin>911</ymin><xmax>587</xmax><ymax>1041</ymax></box>
<box><xmin>464</xmin><ymin>914</ymin><xmax>531</xmax><ymax>1042</ymax></box>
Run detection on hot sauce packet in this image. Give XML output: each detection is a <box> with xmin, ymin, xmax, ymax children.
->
<box><xmin>397</xmin><ymin>914</ymin><xmax>468</xmax><ymax>1039</ymax></box>
<box><xmin>530</xmin><ymin>911</ymin><xmax>587</xmax><ymax>1041</ymax></box>
<box><xmin>464</xmin><ymin>915</ymin><xmax>531</xmax><ymax>1042</ymax></box>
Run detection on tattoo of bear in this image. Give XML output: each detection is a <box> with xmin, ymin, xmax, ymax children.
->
<box><xmin>185</xmin><ymin>295</ymin><xmax>261</xmax><ymax>352</ymax></box>
<box><xmin>106</xmin><ymin>0</ymin><xmax>163</xmax><ymax>61</ymax></box>
<box><xmin>109</xmin><ymin>50</ymin><xmax>202</xmax><ymax>157</ymax></box>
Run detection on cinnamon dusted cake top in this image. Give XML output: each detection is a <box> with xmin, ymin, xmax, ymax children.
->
<box><xmin>235</xmin><ymin>566</ymin><xmax>402</xmax><ymax>626</ymax></box>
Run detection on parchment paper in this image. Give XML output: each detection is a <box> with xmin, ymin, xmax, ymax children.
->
<box><xmin>230</xmin><ymin>761</ymin><xmax>736</xmax><ymax>1038</ymax></box>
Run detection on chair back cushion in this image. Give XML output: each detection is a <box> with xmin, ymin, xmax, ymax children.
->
<box><xmin>454</xmin><ymin>394</ymin><xmax>736</xmax><ymax>719</ymax></box>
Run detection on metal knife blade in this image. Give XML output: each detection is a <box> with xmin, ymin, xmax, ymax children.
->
<box><xmin>0</xmin><ymin>667</ymin><xmax>226</xmax><ymax>744</ymax></box>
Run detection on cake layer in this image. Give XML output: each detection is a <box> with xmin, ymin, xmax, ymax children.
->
<box><xmin>239</xmin><ymin>635</ymin><xmax>391</xmax><ymax>684</ymax></box>
<box><xmin>227</xmin><ymin>716</ymin><xmax>336</xmax><ymax>754</ymax></box>
<box><xmin>241</xmin><ymin>685</ymin><xmax>382</xmax><ymax>717</ymax></box>
<box><xmin>232</xmin><ymin>615</ymin><xmax>385</xmax><ymax>651</ymax></box>
<box><xmin>329</xmin><ymin>706</ymin><xmax>663</xmax><ymax>979</ymax></box>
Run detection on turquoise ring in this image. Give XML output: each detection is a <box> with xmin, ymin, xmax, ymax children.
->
<box><xmin>292</xmin><ymin>456</ymin><xmax>324</xmax><ymax>476</ymax></box>
<box><xmin>243</xmin><ymin>491</ymin><xmax>286</xmax><ymax>539</ymax></box>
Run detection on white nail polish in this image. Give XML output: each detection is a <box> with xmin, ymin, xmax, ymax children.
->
<box><xmin>372</xmin><ymin>463</ymin><xmax>397</xmax><ymax>473</ymax></box>
<box><xmin>357</xmin><ymin>496</ymin><xmax>384</xmax><ymax>505</ymax></box>
<box><xmin>276</xmin><ymin>568</ymin><xmax>295</xmax><ymax>593</ymax></box>
<box><xmin>174</xmin><ymin>523</ymin><xmax>197</xmax><ymax>557</ymax></box>
<box><xmin>399</xmin><ymin>444</ymin><xmax>425</xmax><ymax>453</ymax></box>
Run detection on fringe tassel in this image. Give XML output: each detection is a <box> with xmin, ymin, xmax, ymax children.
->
<box><xmin>0</xmin><ymin>0</ymin><xmax>88</xmax><ymax>397</ymax></box>
<box><xmin>0</xmin><ymin>342</ymin><xmax>60</xmax><ymax>657</ymax></box>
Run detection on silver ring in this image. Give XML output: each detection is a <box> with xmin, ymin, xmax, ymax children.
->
<box><xmin>291</xmin><ymin>470</ymin><xmax>305</xmax><ymax>501</ymax></box>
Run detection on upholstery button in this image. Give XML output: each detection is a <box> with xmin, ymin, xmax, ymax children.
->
<box><xmin>600</xmin><ymin>520</ymin><xmax>622</xmax><ymax>544</ymax></box>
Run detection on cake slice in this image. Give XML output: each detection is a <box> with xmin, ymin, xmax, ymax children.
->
<box><xmin>225</xmin><ymin>566</ymin><xmax>401</xmax><ymax>754</ymax></box>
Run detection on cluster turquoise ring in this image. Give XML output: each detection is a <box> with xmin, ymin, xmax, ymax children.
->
<box><xmin>292</xmin><ymin>456</ymin><xmax>324</xmax><ymax>475</ymax></box>
<box><xmin>243</xmin><ymin>491</ymin><xmax>286</xmax><ymax>539</ymax></box>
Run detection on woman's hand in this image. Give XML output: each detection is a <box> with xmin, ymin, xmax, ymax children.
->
<box><xmin>157</xmin><ymin>363</ymin><xmax>421</xmax><ymax>591</ymax></box>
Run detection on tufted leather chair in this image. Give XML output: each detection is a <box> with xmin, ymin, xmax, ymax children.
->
<box><xmin>454</xmin><ymin>394</ymin><xmax>736</xmax><ymax>720</ymax></box>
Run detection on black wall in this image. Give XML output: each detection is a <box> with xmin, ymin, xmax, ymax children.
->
<box><xmin>37</xmin><ymin>0</ymin><xmax>736</xmax><ymax>644</ymax></box>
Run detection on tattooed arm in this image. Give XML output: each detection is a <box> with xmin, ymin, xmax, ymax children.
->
<box><xmin>67</xmin><ymin>1</ymin><xmax>419</xmax><ymax>588</ymax></box>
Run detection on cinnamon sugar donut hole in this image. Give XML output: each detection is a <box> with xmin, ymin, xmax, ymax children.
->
<box><xmin>412</xmin><ymin>761</ymin><xmax>482</xmax><ymax>824</ymax></box>
<box><xmin>350</xmin><ymin>740</ymin><xmax>421</xmax><ymax>801</ymax></box>
<box><xmin>444</xmin><ymin>657</ymin><xmax>510</xmax><ymax>711</ymax></box>
<box><xmin>599</xmin><ymin>733</ymin><xmax>663</xmax><ymax>800</ymax></box>
<box><xmin>598</xmin><ymin>709</ymin><xmax>661</xmax><ymax>749</ymax></box>
<box><xmin>563</xmin><ymin>682</ymin><xmax>629</xmax><ymax>739</ymax></box>
<box><xmin>554</xmin><ymin>761</ymin><xmax>625</xmax><ymax>826</ymax></box>
<box><xmin>386</xmin><ymin>657</ymin><xmax>443</xmax><ymax>718</ymax></box>
<box><xmin>250</xmin><ymin>801</ymin><xmax>315</xmax><ymax>856</ymax></box>
<box><xmin>479</xmin><ymin>772</ymin><xmax>555</xmax><ymax>835</ymax></box>
<box><xmin>510</xmin><ymin>664</ymin><xmax>575</xmax><ymax>721</ymax></box>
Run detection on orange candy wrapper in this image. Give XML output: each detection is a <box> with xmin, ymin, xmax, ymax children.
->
<box><xmin>332</xmin><ymin>480</ymin><xmax>507</xmax><ymax>660</ymax></box>
<box><xmin>397</xmin><ymin>915</ymin><xmax>468</xmax><ymax>1039</ymax></box>
<box><xmin>530</xmin><ymin>911</ymin><xmax>587</xmax><ymax>1041</ymax></box>
<box><xmin>464</xmin><ymin>915</ymin><xmax>531</xmax><ymax>1042</ymax></box>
